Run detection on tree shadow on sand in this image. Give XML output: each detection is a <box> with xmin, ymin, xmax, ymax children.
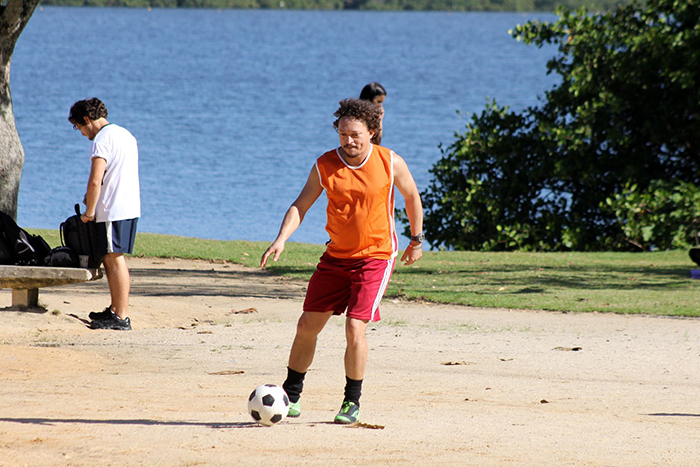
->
<box><xmin>0</xmin><ymin>417</ymin><xmax>257</xmax><ymax>429</ymax></box>
<box><xmin>67</xmin><ymin>266</ymin><xmax>307</xmax><ymax>301</ymax></box>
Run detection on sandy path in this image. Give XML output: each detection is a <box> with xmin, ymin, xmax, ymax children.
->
<box><xmin>1</xmin><ymin>257</ymin><xmax>699</xmax><ymax>466</ymax></box>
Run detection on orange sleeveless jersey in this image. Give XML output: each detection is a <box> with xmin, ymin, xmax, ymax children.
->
<box><xmin>315</xmin><ymin>145</ymin><xmax>398</xmax><ymax>260</ymax></box>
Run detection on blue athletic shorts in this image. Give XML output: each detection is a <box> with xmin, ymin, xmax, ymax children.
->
<box><xmin>96</xmin><ymin>218</ymin><xmax>138</xmax><ymax>256</ymax></box>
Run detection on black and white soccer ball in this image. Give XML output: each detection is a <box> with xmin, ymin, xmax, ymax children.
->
<box><xmin>248</xmin><ymin>384</ymin><xmax>289</xmax><ymax>426</ymax></box>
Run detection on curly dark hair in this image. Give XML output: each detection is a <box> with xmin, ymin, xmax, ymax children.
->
<box><xmin>333</xmin><ymin>98</ymin><xmax>382</xmax><ymax>133</ymax></box>
<box><xmin>68</xmin><ymin>98</ymin><xmax>108</xmax><ymax>126</ymax></box>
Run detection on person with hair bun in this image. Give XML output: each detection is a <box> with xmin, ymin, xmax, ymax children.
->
<box><xmin>359</xmin><ymin>82</ymin><xmax>386</xmax><ymax>145</ymax></box>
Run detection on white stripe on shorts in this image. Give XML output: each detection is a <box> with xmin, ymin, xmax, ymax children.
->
<box><xmin>105</xmin><ymin>221</ymin><xmax>114</xmax><ymax>254</ymax></box>
<box><xmin>370</xmin><ymin>257</ymin><xmax>396</xmax><ymax>322</ymax></box>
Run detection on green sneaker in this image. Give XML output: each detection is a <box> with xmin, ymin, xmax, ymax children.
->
<box><xmin>288</xmin><ymin>399</ymin><xmax>301</xmax><ymax>418</ymax></box>
<box><xmin>334</xmin><ymin>401</ymin><xmax>360</xmax><ymax>424</ymax></box>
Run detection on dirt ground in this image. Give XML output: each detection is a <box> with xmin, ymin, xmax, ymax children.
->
<box><xmin>1</xmin><ymin>256</ymin><xmax>699</xmax><ymax>466</ymax></box>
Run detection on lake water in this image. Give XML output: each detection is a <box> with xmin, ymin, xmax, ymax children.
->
<box><xmin>12</xmin><ymin>7</ymin><xmax>558</xmax><ymax>246</ymax></box>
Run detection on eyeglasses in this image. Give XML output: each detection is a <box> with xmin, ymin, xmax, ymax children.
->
<box><xmin>72</xmin><ymin>124</ymin><xmax>81</xmax><ymax>130</ymax></box>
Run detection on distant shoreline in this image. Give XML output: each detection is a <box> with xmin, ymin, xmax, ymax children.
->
<box><xmin>37</xmin><ymin>1</ymin><xmax>630</xmax><ymax>13</ymax></box>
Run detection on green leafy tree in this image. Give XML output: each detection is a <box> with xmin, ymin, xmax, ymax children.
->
<box><xmin>420</xmin><ymin>102</ymin><xmax>568</xmax><ymax>251</ymax></box>
<box><xmin>419</xmin><ymin>0</ymin><xmax>700</xmax><ymax>251</ymax></box>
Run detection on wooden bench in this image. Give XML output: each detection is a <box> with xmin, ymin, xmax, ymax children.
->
<box><xmin>0</xmin><ymin>265</ymin><xmax>103</xmax><ymax>310</ymax></box>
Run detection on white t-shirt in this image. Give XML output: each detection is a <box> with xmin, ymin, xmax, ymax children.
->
<box><xmin>90</xmin><ymin>124</ymin><xmax>141</xmax><ymax>222</ymax></box>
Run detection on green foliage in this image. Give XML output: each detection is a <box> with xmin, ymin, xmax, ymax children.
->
<box><xmin>39</xmin><ymin>0</ymin><xmax>631</xmax><ymax>10</ymax></box>
<box><xmin>420</xmin><ymin>0</ymin><xmax>700</xmax><ymax>251</ymax></box>
<box><xmin>421</xmin><ymin>102</ymin><xmax>567</xmax><ymax>251</ymax></box>
<box><xmin>604</xmin><ymin>180</ymin><xmax>700</xmax><ymax>250</ymax></box>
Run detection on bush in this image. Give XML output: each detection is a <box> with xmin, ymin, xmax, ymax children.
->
<box><xmin>604</xmin><ymin>181</ymin><xmax>700</xmax><ymax>250</ymax></box>
<box><xmin>417</xmin><ymin>0</ymin><xmax>700</xmax><ymax>251</ymax></box>
<box><xmin>420</xmin><ymin>102</ymin><xmax>568</xmax><ymax>251</ymax></box>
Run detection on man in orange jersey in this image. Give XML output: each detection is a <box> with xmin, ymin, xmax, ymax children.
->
<box><xmin>261</xmin><ymin>98</ymin><xmax>424</xmax><ymax>424</ymax></box>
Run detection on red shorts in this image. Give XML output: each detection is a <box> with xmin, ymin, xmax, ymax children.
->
<box><xmin>303</xmin><ymin>253</ymin><xmax>396</xmax><ymax>322</ymax></box>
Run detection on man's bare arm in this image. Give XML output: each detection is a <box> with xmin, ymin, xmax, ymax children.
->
<box><xmin>261</xmin><ymin>167</ymin><xmax>324</xmax><ymax>268</ymax></box>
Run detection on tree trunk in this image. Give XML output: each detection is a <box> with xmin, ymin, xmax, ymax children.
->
<box><xmin>0</xmin><ymin>0</ymin><xmax>40</xmax><ymax>221</ymax></box>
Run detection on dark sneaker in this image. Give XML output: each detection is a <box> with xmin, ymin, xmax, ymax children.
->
<box><xmin>89</xmin><ymin>306</ymin><xmax>113</xmax><ymax>321</ymax></box>
<box><xmin>334</xmin><ymin>401</ymin><xmax>360</xmax><ymax>424</ymax></box>
<box><xmin>90</xmin><ymin>311</ymin><xmax>131</xmax><ymax>331</ymax></box>
<box><xmin>288</xmin><ymin>399</ymin><xmax>301</xmax><ymax>418</ymax></box>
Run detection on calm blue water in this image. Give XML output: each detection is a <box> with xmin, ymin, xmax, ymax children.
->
<box><xmin>12</xmin><ymin>7</ymin><xmax>558</xmax><ymax>246</ymax></box>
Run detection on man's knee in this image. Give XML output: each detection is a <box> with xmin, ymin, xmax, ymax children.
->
<box><xmin>102</xmin><ymin>253</ymin><xmax>124</xmax><ymax>266</ymax></box>
<box><xmin>296</xmin><ymin>311</ymin><xmax>330</xmax><ymax>338</ymax></box>
<box><xmin>102</xmin><ymin>254</ymin><xmax>129</xmax><ymax>277</ymax></box>
<box><xmin>345</xmin><ymin>318</ymin><xmax>369</xmax><ymax>345</ymax></box>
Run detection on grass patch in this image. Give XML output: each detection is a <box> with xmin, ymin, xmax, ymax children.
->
<box><xmin>28</xmin><ymin>229</ymin><xmax>700</xmax><ymax>317</ymax></box>
<box><xmin>394</xmin><ymin>250</ymin><xmax>699</xmax><ymax>317</ymax></box>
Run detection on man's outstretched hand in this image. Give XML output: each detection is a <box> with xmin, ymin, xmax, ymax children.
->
<box><xmin>260</xmin><ymin>241</ymin><xmax>285</xmax><ymax>268</ymax></box>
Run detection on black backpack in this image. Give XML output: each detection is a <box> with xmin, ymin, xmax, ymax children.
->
<box><xmin>60</xmin><ymin>204</ymin><xmax>102</xmax><ymax>268</ymax></box>
<box><xmin>0</xmin><ymin>210</ymin><xmax>52</xmax><ymax>266</ymax></box>
<box><xmin>44</xmin><ymin>246</ymin><xmax>79</xmax><ymax>267</ymax></box>
<box><xmin>690</xmin><ymin>247</ymin><xmax>700</xmax><ymax>267</ymax></box>
<box><xmin>0</xmin><ymin>227</ymin><xmax>13</xmax><ymax>264</ymax></box>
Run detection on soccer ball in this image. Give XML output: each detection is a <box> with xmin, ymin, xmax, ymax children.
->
<box><xmin>248</xmin><ymin>384</ymin><xmax>289</xmax><ymax>426</ymax></box>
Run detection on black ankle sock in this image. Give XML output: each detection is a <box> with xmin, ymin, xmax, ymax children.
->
<box><xmin>283</xmin><ymin>367</ymin><xmax>306</xmax><ymax>403</ymax></box>
<box><xmin>344</xmin><ymin>376</ymin><xmax>363</xmax><ymax>406</ymax></box>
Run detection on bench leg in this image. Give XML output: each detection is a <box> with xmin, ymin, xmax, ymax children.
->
<box><xmin>12</xmin><ymin>288</ymin><xmax>39</xmax><ymax>309</ymax></box>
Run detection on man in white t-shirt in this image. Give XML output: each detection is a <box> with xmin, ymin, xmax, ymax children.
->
<box><xmin>69</xmin><ymin>98</ymin><xmax>141</xmax><ymax>331</ymax></box>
